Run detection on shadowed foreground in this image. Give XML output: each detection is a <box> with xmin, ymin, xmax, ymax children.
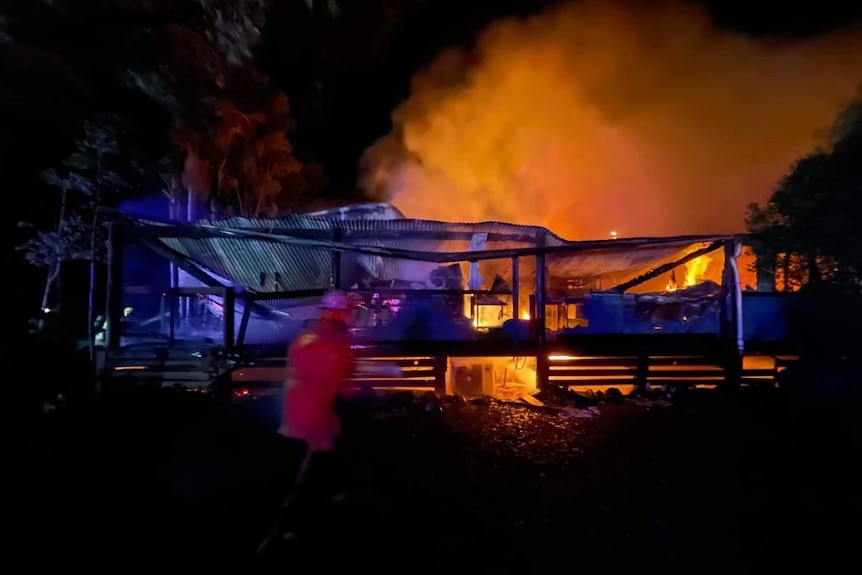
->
<box><xmin>5</xmin><ymin>385</ymin><xmax>861</xmax><ymax>573</ymax></box>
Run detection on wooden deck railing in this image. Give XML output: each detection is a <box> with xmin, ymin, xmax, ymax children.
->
<box><xmin>103</xmin><ymin>339</ymin><xmax>796</xmax><ymax>394</ymax></box>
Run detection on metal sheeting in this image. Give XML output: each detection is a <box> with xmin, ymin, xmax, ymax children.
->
<box><xmin>158</xmin><ymin>203</ymin><xmax>405</xmax><ymax>292</ymax></box>
<box><xmin>344</xmin><ymin>221</ymin><xmax>538</xmax><ymax>287</ymax></box>
<box><xmin>161</xmin><ymin>235</ymin><xmax>334</xmax><ymax>292</ymax></box>
<box><xmin>146</xmin><ymin>202</ymin><xmax>729</xmax><ymax>301</ymax></box>
<box><xmin>193</xmin><ymin>202</ymin><xmax>405</xmax><ymax>280</ymax></box>
<box><xmin>546</xmin><ymin>243</ymin><xmax>708</xmax><ymax>281</ymax></box>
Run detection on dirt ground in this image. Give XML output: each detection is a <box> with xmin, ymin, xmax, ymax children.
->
<box><xmin>5</xmin><ymin>385</ymin><xmax>861</xmax><ymax>573</ymax></box>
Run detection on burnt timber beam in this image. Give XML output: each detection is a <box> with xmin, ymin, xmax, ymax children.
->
<box><xmin>236</xmin><ymin>302</ymin><xmax>253</xmax><ymax>348</ymax></box>
<box><xmin>610</xmin><ymin>241</ymin><xmax>726</xmax><ymax>293</ymax></box>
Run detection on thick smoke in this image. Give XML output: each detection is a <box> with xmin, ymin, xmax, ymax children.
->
<box><xmin>360</xmin><ymin>0</ymin><xmax>862</xmax><ymax>239</ymax></box>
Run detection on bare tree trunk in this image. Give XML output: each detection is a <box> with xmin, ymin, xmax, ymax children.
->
<box><xmin>56</xmin><ymin>265</ymin><xmax>63</xmax><ymax>320</ymax></box>
<box><xmin>38</xmin><ymin>262</ymin><xmax>61</xmax><ymax>332</ymax></box>
<box><xmin>41</xmin><ymin>263</ymin><xmax>60</xmax><ymax>310</ymax></box>
<box><xmin>55</xmin><ymin>186</ymin><xmax>68</xmax><ymax>322</ymax></box>
<box><xmin>88</xmin><ymin>209</ymin><xmax>98</xmax><ymax>366</ymax></box>
<box><xmin>37</xmin><ymin>186</ymin><xmax>72</xmax><ymax>332</ymax></box>
<box><xmin>88</xmin><ymin>178</ymin><xmax>101</xmax><ymax>371</ymax></box>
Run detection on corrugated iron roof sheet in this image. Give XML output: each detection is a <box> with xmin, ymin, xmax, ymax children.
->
<box><xmin>142</xmin><ymin>202</ymin><xmax>728</xmax><ymax>304</ymax></box>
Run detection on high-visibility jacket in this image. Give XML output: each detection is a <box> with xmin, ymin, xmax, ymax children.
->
<box><xmin>278</xmin><ymin>319</ymin><xmax>355</xmax><ymax>452</ymax></box>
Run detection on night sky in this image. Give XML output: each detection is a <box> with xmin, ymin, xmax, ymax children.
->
<box><xmin>3</xmin><ymin>1</ymin><xmax>860</xmax><ymax>199</ymax></box>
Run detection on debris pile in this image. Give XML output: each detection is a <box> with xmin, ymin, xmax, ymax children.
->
<box><xmin>348</xmin><ymin>387</ymin><xmax>671</xmax><ymax>467</ymax></box>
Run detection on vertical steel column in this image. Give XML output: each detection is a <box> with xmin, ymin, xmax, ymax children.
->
<box><xmin>223</xmin><ymin>287</ymin><xmax>236</xmax><ymax>353</ymax></box>
<box><xmin>721</xmin><ymin>238</ymin><xmax>743</xmax><ymax>386</ymax></box>
<box><xmin>169</xmin><ymin>288</ymin><xmax>176</xmax><ymax>344</ymax></box>
<box><xmin>535</xmin><ymin>232</ymin><xmax>548</xmax><ymax>390</ymax></box>
<box><xmin>512</xmin><ymin>255</ymin><xmax>520</xmax><ymax>322</ymax></box>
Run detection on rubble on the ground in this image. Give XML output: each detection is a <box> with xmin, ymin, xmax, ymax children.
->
<box><xmin>358</xmin><ymin>384</ymin><xmax>680</xmax><ymax>423</ymax></box>
<box><xmin>339</xmin><ymin>385</ymin><xmax>684</xmax><ymax>468</ymax></box>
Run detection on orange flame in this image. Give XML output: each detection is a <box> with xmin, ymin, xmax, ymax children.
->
<box><xmin>666</xmin><ymin>255</ymin><xmax>712</xmax><ymax>291</ymax></box>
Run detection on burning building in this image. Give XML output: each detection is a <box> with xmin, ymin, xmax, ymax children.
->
<box><xmin>103</xmin><ymin>202</ymin><xmax>790</xmax><ymax>397</ymax></box>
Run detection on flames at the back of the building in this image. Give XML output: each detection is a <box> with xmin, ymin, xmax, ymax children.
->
<box><xmin>665</xmin><ymin>255</ymin><xmax>712</xmax><ymax>292</ymax></box>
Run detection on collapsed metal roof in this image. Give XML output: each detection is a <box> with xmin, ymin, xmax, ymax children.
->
<box><xmin>121</xmin><ymin>202</ymin><xmax>738</xmax><ymax>298</ymax></box>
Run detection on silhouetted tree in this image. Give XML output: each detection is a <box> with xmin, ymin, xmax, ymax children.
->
<box><xmin>747</xmin><ymin>93</ymin><xmax>862</xmax><ymax>342</ymax></box>
<box><xmin>21</xmin><ymin>169</ymin><xmax>95</xmax><ymax>314</ymax></box>
<box><xmin>747</xmin><ymin>95</ymin><xmax>862</xmax><ymax>287</ymax></box>
<box><xmin>18</xmin><ymin>114</ymin><xmax>132</xmax><ymax>357</ymax></box>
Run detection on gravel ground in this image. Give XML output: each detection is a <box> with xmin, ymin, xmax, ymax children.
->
<box><xmin>5</xmin><ymin>385</ymin><xmax>861</xmax><ymax>573</ymax></box>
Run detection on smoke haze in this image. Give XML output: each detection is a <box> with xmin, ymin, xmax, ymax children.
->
<box><xmin>360</xmin><ymin>0</ymin><xmax>862</xmax><ymax>239</ymax></box>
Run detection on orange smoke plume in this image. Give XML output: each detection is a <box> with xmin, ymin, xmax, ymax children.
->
<box><xmin>360</xmin><ymin>0</ymin><xmax>862</xmax><ymax>239</ymax></box>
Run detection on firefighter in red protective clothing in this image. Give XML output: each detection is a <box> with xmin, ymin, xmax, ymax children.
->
<box><xmin>265</xmin><ymin>290</ymin><xmax>356</xmax><ymax>546</ymax></box>
<box><xmin>278</xmin><ymin>289</ymin><xmax>356</xmax><ymax>453</ymax></box>
<box><xmin>260</xmin><ymin>290</ymin><xmax>404</xmax><ymax>551</ymax></box>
